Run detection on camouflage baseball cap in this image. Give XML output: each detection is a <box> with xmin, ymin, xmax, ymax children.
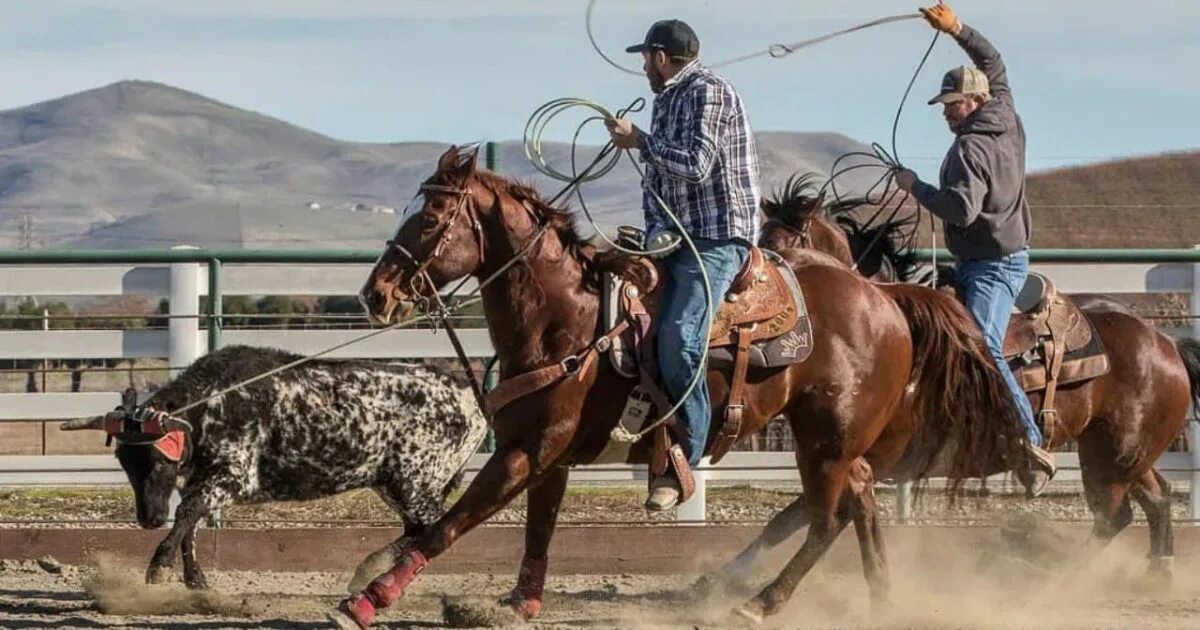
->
<box><xmin>928</xmin><ymin>65</ymin><xmax>990</xmax><ymax>105</ymax></box>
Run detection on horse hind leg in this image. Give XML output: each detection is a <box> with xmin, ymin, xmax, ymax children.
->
<box><xmin>734</xmin><ymin>456</ymin><xmax>854</xmax><ymax>622</ymax></box>
<box><xmin>690</xmin><ymin>492</ymin><xmax>811</xmax><ymax>599</ymax></box>
<box><xmin>1130</xmin><ymin>468</ymin><xmax>1174</xmax><ymax>577</ymax></box>
<box><xmin>848</xmin><ymin>458</ymin><xmax>889</xmax><ymax>611</ymax></box>
<box><xmin>1082</xmin><ymin>472</ymin><xmax>1133</xmax><ymax>552</ymax></box>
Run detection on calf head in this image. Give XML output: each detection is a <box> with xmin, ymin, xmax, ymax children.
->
<box><xmin>61</xmin><ymin>388</ymin><xmax>193</xmax><ymax>529</ymax></box>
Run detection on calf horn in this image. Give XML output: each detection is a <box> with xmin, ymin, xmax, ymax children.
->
<box><xmin>161</xmin><ymin>416</ymin><xmax>193</xmax><ymax>433</ymax></box>
<box><xmin>60</xmin><ymin>415</ymin><xmax>106</xmax><ymax>431</ymax></box>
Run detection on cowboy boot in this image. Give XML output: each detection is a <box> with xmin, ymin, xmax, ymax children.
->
<box><xmin>645</xmin><ymin>474</ymin><xmax>682</xmax><ymax>512</ymax></box>
<box><xmin>1016</xmin><ymin>443</ymin><xmax>1056</xmax><ymax>499</ymax></box>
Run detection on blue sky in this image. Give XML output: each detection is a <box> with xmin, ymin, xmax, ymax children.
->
<box><xmin>0</xmin><ymin>0</ymin><xmax>1196</xmax><ymax>174</ymax></box>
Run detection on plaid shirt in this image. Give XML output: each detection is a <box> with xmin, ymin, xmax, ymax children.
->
<box><xmin>637</xmin><ymin>61</ymin><xmax>761</xmax><ymax>243</ymax></box>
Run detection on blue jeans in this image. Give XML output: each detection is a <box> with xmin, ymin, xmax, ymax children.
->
<box><xmin>658</xmin><ymin>238</ymin><xmax>750</xmax><ymax>466</ymax></box>
<box><xmin>955</xmin><ymin>251</ymin><xmax>1041</xmax><ymax>447</ymax></box>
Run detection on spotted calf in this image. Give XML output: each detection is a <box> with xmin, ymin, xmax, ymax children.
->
<box><xmin>62</xmin><ymin>344</ymin><xmax>486</xmax><ymax>589</ymax></box>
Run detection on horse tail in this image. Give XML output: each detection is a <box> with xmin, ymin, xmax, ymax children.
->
<box><xmin>881</xmin><ymin>283</ymin><xmax>1028</xmax><ymax>491</ymax></box>
<box><xmin>1175</xmin><ymin>337</ymin><xmax>1200</xmax><ymax>416</ymax></box>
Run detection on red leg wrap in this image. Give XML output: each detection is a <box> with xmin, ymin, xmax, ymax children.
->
<box><xmin>338</xmin><ymin>549</ymin><xmax>428</xmax><ymax>629</ymax></box>
<box><xmin>508</xmin><ymin>555</ymin><xmax>548</xmax><ymax>619</ymax></box>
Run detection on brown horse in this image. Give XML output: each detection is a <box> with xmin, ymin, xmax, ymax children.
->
<box><xmin>756</xmin><ymin>193</ymin><xmax>1200</xmax><ymax>582</ymax></box>
<box><xmin>344</xmin><ymin>145</ymin><xmax>1031</xmax><ymax>628</ymax></box>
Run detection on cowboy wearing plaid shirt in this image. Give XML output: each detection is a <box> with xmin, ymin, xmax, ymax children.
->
<box><xmin>606</xmin><ymin>19</ymin><xmax>762</xmax><ymax>512</ymax></box>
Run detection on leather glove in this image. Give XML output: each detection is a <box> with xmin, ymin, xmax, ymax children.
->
<box><xmin>919</xmin><ymin>2</ymin><xmax>962</xmax><ymax>34</ymax></box>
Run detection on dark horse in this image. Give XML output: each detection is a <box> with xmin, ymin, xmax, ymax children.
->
<box><xmin>345</xmin><ymin>146</ymin><xmax>1031</xmax><ymax>628</ymax></box>
<box><xmin>758</xmin><ymin>175</ymin><xmax>1200</xmax><ymax>579</ymax></box>
<box><xmin>759</xmin><ymin>173</ymin><xmax>919</xmax><ymax>281</ymax></box>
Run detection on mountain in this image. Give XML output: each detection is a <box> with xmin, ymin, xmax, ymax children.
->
<box><xmin>7</xmin><ymin>80</ymin><xmax>1189</xmax><ymax>250</ymax></box>
<box><xmin>0</xmin><ymin>80</ymin><xmax>878</xmax><ymax>249</ymax></box>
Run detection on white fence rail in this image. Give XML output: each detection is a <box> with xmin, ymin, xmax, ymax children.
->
<box><xmin>2</xmin><ymin>254</ymin><xmax>1200</xmax><ymax>523</ymax></box>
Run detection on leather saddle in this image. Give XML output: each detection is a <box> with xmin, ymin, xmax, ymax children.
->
<box><xmin>995</xmin><ymin>273</ymin><xmax>1110</xmax><ymax>442</ymax></box>
<box><xmin>597</xmin><ymin>233</ymin><xmax>814</xmax><ymax>490</ymax></box>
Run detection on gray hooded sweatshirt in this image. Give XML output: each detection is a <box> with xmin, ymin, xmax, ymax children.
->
<box><xmin>912</xmin><ymin>24</ymin><xmax>1031</xmax><ymax>261</ymax></box>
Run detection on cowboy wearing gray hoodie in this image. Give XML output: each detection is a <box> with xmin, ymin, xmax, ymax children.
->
<box><xmin>896</xmin><ymin>2</ymin><xmax>1056</xmax><ymax>497</ymax></box>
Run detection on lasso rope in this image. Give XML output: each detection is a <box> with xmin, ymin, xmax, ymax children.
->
<box><xmin>575</xmin><ymin>3</ymin><xmax>944</xmax><ymax>440</ymax></box>
<box><xmin>524</xmin><ymin>97</ymin><xmax>713</xmax><ymax>441</ymax></box>
<box><xmin>586</xmin><ymin>0</ymin><xmax>922</xmax><ymax>74</ymax></box>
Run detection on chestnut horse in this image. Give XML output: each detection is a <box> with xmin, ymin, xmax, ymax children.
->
<box><xmin>756</xmin><ymin>184</ymin><xmax>1200</xmax><ymax>581</ymax></box>
<box><xmin>346</xmin><ymin>146</ymin><xmax>1031</xmax><ymax>627</ymax></box>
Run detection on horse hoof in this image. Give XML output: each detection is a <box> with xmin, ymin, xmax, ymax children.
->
<box><xmin>184</xmin><ymin>576</ymin><xmax>209</xmax><ymax>591</ymax></box>
<box><xmin>1148</xmin><ymin>556</ymin><xmax>1174</xmax><ymax>579</ymax></box>
<box><xmin>329</xmin><ymin>595</ymin><xmax>373</xmax><ymax>630</ymax></box>
<box><xmin>689</xmin><ymin>574</ymin><xmax>719</xmax><ymax>600</ymax></box>
<box><xmin>508</xmin><ymin>595</ymin><xmax>542</xmax><ymax>620</ymax></box>
<box><xmin>733</xmin><ymin>601</ymin><xmax>765</xmax><ymax>625</ymax></box>
<box><xmin>145</xmin><ymin>566</ymin><xmax>170</xmax><ymax>585</ymax></box>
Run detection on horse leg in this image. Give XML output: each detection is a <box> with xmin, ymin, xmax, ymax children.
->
<box><xmin>347</xmin><ymin>515</ymin><xmax>424</xmax><ymax>594</ymax></box>
<box><xmin>1130</xmin><ymin>468</ymin><xmax>1174</xmax><ymax>577</ymax></box>
<box><xmin>691</xmin><ymin>494</ymin><xmax>810</xmax><ymax>598</ymax></box>
<box><xmin>334</xmin><ymin>446</ymin><xmax>541</xmax><ymax>629</ymax></box>
<box><xmin>505</xmin><ymin>465</ymin><xmax>569</xmax><ymax>619</ymax></box>
<box><xmin>1081</xmin><ymin>469</ymin><xmax>1133</xmax><ymax>553</ymax></box>
<box><xmin>848</xmin><ymin>458</ymin><xmax>890</xmax><ymax>611</ymax></box>
<box><xmin>733</xmin><ymin>457</ymin><xmax>853</xmax><ymax>622</ymax></box>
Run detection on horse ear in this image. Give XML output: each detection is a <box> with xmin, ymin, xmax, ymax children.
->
<box><xmin>437</xmin><ymin>146</ymin><xmax>461</xmax><ymax>173</ymax></box>
<box><xmin>456</xmin><ymin>145</ymin><xmax>479</xmax><ymax>178</ymax></box>
<box><xmin>436</xmin><ymin>145</ymin><xmax>478</xmax><ymax>183</ymax></box>
<box><xmin>760</xmin><ymin>199</ymin><xmax>777</xmax><ymax>218</ymax></box>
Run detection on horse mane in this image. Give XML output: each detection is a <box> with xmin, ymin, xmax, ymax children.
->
<box><xmin>471</xmin><ymin>169</ymin><xmax>591</xmax><ymax>255</ymax></box>
<box><xmin>762</xmin><ymin>172</ymin><xmax>824</xmax><ymax>224</ymax></box>
<box><xmin>836</xmin><ymin>210</ymin><xmax>925</xmax><ymax>282</ymax></box>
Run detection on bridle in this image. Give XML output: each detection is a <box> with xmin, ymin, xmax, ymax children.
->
<box><xmin>763</xmin><ymin>216</ymin><xmax>814</xmax><ymax>250</ymax></box>
<box><xmin>383</xmin><ymin>181</ymin><xmax>484</xmax><ymax>310</ymax></box>
<box><xmin>374</xmin><ymin>176</ymin><xmax>555</xmax><ymax>423</ymax></box>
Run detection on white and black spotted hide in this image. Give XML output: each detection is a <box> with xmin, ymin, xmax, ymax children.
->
<box><xmin>141</xmin><ymin>344</ymin><xmax>486</xmax><ymax>526</ymax></box>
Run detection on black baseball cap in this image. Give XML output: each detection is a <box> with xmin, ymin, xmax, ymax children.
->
<box><xmin>625</xmin><ymin>19</ymin><xmax>700</xmax><ymax>58</ymax></box>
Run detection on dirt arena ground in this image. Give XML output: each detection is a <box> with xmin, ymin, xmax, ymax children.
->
<box><xmin>3</xmin><ymin>518</ymin><xmax>1200</xmax><ymax>629</ymax></box>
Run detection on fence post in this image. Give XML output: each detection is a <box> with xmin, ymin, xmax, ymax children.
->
<box><xmin>897</xmin><ymin>481</ymin><xmax>913</xmax><ymax>524</ymax></box>
<box><xmin>1190</xmin><ymin>245</ymin><xmax>1200</xmax><ymax>520</ymax></box>
<box><xmin>168</xmin><ymin>246</ymin><xmax>202</xmax><ymax>377</ymax></box>
<box><xmin>207</xmin><ymin>258</ymin><xmax>222</xmax><ymax>355</ymax></box>
<box><xmin>677</xmin><ymin>457</ymin><xmax>707</xmax><ymax>524</ymax></box>
<box><xmin>168</xmin><ymin>246</ymin><xmax>201</xmax><ymax>523</ymax></box>
<box><xmin>485</xmin><ymin>141</ymin><xmax>498</xmax><ymax>173</ymax></box>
